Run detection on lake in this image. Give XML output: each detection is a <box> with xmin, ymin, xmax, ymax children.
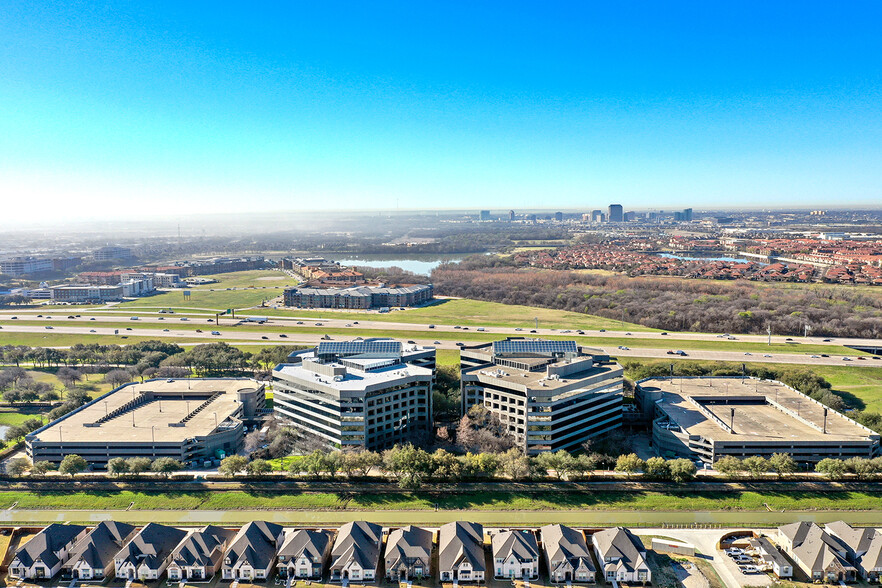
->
<box><xmin>336</xmin><ymin>255</ymin><xmax>465</xmax><ymax>275</ymax></box>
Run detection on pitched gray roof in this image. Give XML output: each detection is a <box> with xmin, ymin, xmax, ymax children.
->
<box><xmin>223</xmin><ymin>521</ymin><xmax>284</xmax><ymax>571</ymax></box>
<box><xmin>279</xmin><ymin>529</ymin><xmax>333</xmax><ymax>562</ymax></box>
<box><xmin>331</xmin><ymin>521</ymin><xmax>382</xmax><ymax>571</ymax></box>
<box><xmin>385</xmin><ymin>526</ymin><xmax>432</xmax><ymax>569</ymax></box>
<box><xmin>438</xmin><ymin>522</ymin><xmax>485</xmax><ymax>573</ymax></box>
<box><xmin>779</xmin><ymin>522</ymin><xmax>854</xmax><ymax>574</ymax></box>
<box><xmin>14</xmin><ymin>524</ymin><xmax>87</xmax><ymax>569</ymax></box>
<box><xmin>115</xmin><ymin>523</ymin><xmax>188</xmax><ymax>570</ymax></box>
<box><xmin>63</xmin><ymin>522</ymin><xmax>136</xmax><ymax>571</ymax></box>
<box><xmin>540</xmin><ymin>525</ymin><xmax>594</xmax><ymax>574</ymax></box>
<box><xmin>172</xmin><ymin>526</ymin><xmax>237</xmax><ymax>569</ymax></box>
<box><xmin>859</xmin><ymin>534</ymin><xmax>882</xmax><ymax>574</ymax></box>
<box><xmin>592</xmin><ymin>527</ymin><xmax>647</xmax><ymax>573</ymax></box>
<box><xmin>825</xmin><ymin>521</ymin><xmax>877</xmax><ymax>556</ymax></box>
<box><xmin>492</xmin><ymin>530</ymin><xmax>539</xmax><ymax>563</ymax></box>
<box><xmin>747</xmin><ymin>537</ymin><xmax>790</xmax><ymax>569</ymax></box>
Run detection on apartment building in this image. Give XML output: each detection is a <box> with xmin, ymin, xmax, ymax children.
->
<box><xmin>460</xmin><ymin>339</ymin><xmax>623</xmax><ymax>454</ymax></box>
<box><xmin>273</xmin><ymin>339</ymin><xmax>435</xmax><ymax>450</ymax></box>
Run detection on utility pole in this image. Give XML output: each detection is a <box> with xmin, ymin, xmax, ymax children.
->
<box><xmin>767</xmin><ymin>324</ymin><xmax>772</xmax><ymax>346</ymax></box>
<box><xmin>534</xmin><ymin>317</ymin><xmax>538</xmax><ymax>330</ymax></box>
<box><xmin>804</xmin><ymin>324</ymin><xmax>811</xmax><ymax>338</ymax></box>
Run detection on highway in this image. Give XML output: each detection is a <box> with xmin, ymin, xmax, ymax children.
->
<box><xmin>0</xmin><ymin>322</ymin><xmax>879</xmax><ymax>367</ymax></box>
<box><xmin>2</xmin><ymin>309</ymin><xmax>881</xmax><ymax>350</ymax></box>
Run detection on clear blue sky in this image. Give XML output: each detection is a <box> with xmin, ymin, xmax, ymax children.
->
<box><xmin>1</xmin><ymin>1</ymin><xmax>881</xmax><ymax>223</ymax></box>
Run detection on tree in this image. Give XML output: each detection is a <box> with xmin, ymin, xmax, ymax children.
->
<box><xmin>59</xmin><ymin>454</ymin><xmax>88</xmax><ymax>477</ymax></box>
<box><xmin>125</xmin><ymin>457</ymin><xmax>152</xmax><ymax>476</ymax></box>
<box><xmin>614</xmin><ymin>453</ymin><xmax>644</xmax><ymax>477</ymax></box>
<box><xmin>219</xmin><ymin>455</ymin><xmax>248</xmax><ymax>476</ymax></box>
<box><xmin>742</xmin><ymin>456</ymin><xmax>769</xmax><ymax>478</ymax></box>
<box><xmin>430</xmin><ymin>449</ymin><xmax>463</xmax><ymax>480</ymax></box>
<box><xmin>456</xmin><ymin>405</ymin><xmax>515</xmax><ymax>453</ymax></box>
<box><xmin>846</xmin><ymin>457</ymin><xmax>877</xmax><ymax>480</ymax></box>
<box><xmin>534</xmin><ymin>451</ymin><xmax>575</xmax><ymax>480</ymax></box>
<box><xmin>714</xmin><ymin>456</ymin><xmax>742</xmax><ymax>477</ymax></box>
<box><xmin>769</xmin><ymin>453</ymin><xmax>798</xmax><ymax>479</ymax></box>
<box><xmin>668</xmin><ymin>459</ymin><xmax>697</xmax><ymax>483</ymax></box>
<box><xmin>31</xmin><ymin>460</ymin><xmax>54</xmax><ymax>476</ymax></box>
<box><xmin>382</xmin><ymin>445</ymin><xmax>433</xmax><ymax>488</ymax></box>
<box><xmin>815</xmin><ymin>458</ymin><xmax>848</xmax><ymax>480</ymax></box>
<box><xmin>5</xmin><ymin>457</ymin><xmax>31</xmax><ymax>476</ymax></box>
<box><xmin>56</xmin><ymin>367</ymin><xmax>83</xmax><ymax>388</ymax></box>
<box><xmin>499</xmin><ymin>448</ymin><xmax>531</xmax><ymax>481</ymax></box>
<box><xmin>107</xmin><ymin>457</ymin><xmax>129</xmax><ymax>477</ymax></box>
<box><xmin>246</xmin><ymin>459</ymin><xmax>272</xmax><ymax>476</ymax></box>
<box><xmin>104</xmin><ymin>368</ymin><xmax>135</xmax><ymax>388</ymax></box>
<box><xmin>151</xmin><ymin>457</ymin><xmax>182</xmax><ymax>477</ymax></box>
<box><xmin>643</xmin><ymin>457</ymin><xmax>670</xmax><ymax>480</ymax></box>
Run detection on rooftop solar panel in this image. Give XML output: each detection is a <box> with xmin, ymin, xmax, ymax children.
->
<box><xmin>492</xmin><ymin>339</ymin><xmax>578</xmax><ymax>356</ymax></box>
<box><xmin>316</xmin><ymin>340</ymin><xmax>402</xmax><ymax>357</ymax></box>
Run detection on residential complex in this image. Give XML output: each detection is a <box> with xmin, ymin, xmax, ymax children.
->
<box><xmin>283</xmin><ymin>284</ymin><xmax>433</xmax><ymax>309</ymax></box>
<box><xmin>460</xmin><ymin>339</ymin><xmax>623</xmax><ymax>455</ymax></box>
<box><xmin>273</xmin><ymin>339</ymin><xmax>435</xmax><ymax>451</ymax></box>
<box><xmin>636</xmin><ymin>376</ymin><xmax>881</xmax><ymax>466</ymax></box>
<box><xmin>26</xmin><ymin>378</ymin><xmax>265</xmax><ymax>468</ymax></box>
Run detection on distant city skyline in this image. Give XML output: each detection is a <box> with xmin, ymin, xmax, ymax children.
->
<box><xmin>1</xmin><ymin>2</ymin><xmax>881</xmax><ymax>224</ymax></box>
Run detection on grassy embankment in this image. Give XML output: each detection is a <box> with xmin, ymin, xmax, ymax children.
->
<box><xmin>0</xmin><ymin>489</ymin><xmax>880</xmax><ymax>512</ymax></box>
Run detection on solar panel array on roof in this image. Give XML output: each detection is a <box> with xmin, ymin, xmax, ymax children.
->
<box><xmin>492</xmin><ymin>340</ymin><xmax>579</xmax><ymax>356</ymax></box>
<box><xmin>316</xmin><ymin>340</ymin><xmax>402</xmax><ymax>357</ymax></box>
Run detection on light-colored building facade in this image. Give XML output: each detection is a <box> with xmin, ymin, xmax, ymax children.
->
<box><xmin>637</xmin><ymin>376</ymin><xmax>881</xmax><ymax>466</ymax></box>
<box><xmin>62</xmin><ymin>522</ymin><xmax>137</xmax><ymax>580</ymax></box>
<box><xmin>438</xmin><ymin>522</ymin><xmax>485</xmax><ymax>583</ymax></box>
<box><xmin>329</xmin><ymin>521</ymin><xmax>382</xmax><ymax>583</ymax></box>
<box><xmin>385</xmin><ymin>526</ymin><xmax>432</xmax><ymax>581</ymax></box>
<box><xmin>114</xmin><ymin>523</ymin><xmax>188</xmax><ymax>581</ymax></box>
<box><xmin>778</xmin><ymin>522</ymin><xmax>857</xmax><ymax>583</ymax></box>
<box><xmin>591</xmin><ymin>527</ymin><xmax>651</xmax><ymax>585</ymax></box>
<box><xmin>167</xmin><ymin>525</ymin><xmax>237</xmax><ymax>581</ymax></box>
<box><xmin>27</xmin><ymin>378</ymin><xmax>265</xmax><ymax>468</ymax></box>
<box><xmin>221</xmin><ymin>521</ymin><xmax>284</xmax><ymax>581</ymax></box>
<box><xmin>277</xmin><ymin>529</ymin><xmax>334</xmax><ymax>580</ymax></box>
<box><xmin>540</xmin><ymin>524</ymin><xmax>596</xmax><ymax>584</ymax></box>
<box><xmin>460</xmin><ymin>339</ymin><xmax>623</xmax><ymax>454</ymax></box>
<box><xmin>492</xmin><ymin>530</ymin><xmax>539</xmax><ymax>580</ymax></box>
<box><xmin>8</xmin><ymin>524</ymin><xmax>88</xmax><ymax>580</ymax></box>
<box><xmin>273</xmin><ymin>340</ymin><xmax>434</xmax><ymax>451</ymax></box>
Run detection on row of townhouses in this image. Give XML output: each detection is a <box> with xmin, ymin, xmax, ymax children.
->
<box><xmin>7</xmin><ymin>522</ymin><xmax>651</xmax><ymax>585</ymax></box>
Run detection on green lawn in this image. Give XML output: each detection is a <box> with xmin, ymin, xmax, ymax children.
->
<box><xmin>0</xmin><ymin>332</ymin><xmax>220</xmax><ymax>347</ymax></box>
<box><xmin>1</xmin><ymin>489</ymin><xmax>881</xmax><ymax>512</ymax></box>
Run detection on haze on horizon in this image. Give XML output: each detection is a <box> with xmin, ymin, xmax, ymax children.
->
<box><xmin>1</xmin><ymin>1</ymin><xmax>881</xmax><ymax>226</ymax></box>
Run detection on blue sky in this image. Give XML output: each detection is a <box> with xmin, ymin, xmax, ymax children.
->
<box><xmin>1</xmin><ymin>1</ymin><xmax>881</xmax><ymax>222</ymax></box>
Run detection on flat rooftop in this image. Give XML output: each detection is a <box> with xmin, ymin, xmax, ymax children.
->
<box><xmin>274</xmin><ymin>362</ymin><xmax>432</xmax><ymax>392</ymax></box>
<box><xmin>471</xmin><ymin>361</ymin><xmax>620</xmax><ymax>392</ymax></box>
<box><xmin>32</xmin><ymin>379</ymin><xmax>261</xmax><ymax>444</ymax></box>
<box><xmin>642</xmin><ymin>377</ymin><xmax>876</xmax><ymax>443</ymax></box>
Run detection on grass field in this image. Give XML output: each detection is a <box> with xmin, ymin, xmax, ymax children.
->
<box><xmin>115</xmin><ymin>270</ymin><xmax>292</xmax><ymax>311</ymax></box>
<box><xmin>0</xmin><ymin>332</ymin><xmax>222</xmax><ymax>347</ymax></box>
<box><xmin>0</xmin><ymin>489</ymin><xmax>881</xmax><ymax>512</ymax></box>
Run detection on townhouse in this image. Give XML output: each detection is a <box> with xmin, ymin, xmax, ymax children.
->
<box><xmin>221</xmin><ymin>521</ymin><xmax>285</xmax><ymax>581</ymax></box>
<box><xmin>438</xmin><ymin>522</ymin><xmax>485</xmax><ymax>583</ymax></box>
<box><xmin>329</xmin><ymin>521</ymin><xmax>383</xmax><ymax>583</ymax></box>
<box><xmin>540</xmin><ymin>524</ymin><xmax>596</xmax><ymax>583</ymax></box>
<box><xmin>167</xmin><ymin>525</ymin><xmax>238</xmax><ymax>581</ymax></box>
<box><xmin>62</xmin><ymin>522</ymin><xmax>137</xmax><ymax>580</ymax></box>
<box><xmin>778</xmin><ymin>522</ymin><xmax>857</xmax><ymax>583</ymax></box>
<box><xmin>825</xmin><ymin>521</ymin><xmax>882</xmax><ymax>582</ymax></box>
<box><xmin>8</xmin><ymin>524</ymin><xmax>88</xmax><ymax>580</ymax></box>
<box><xmin>114</xmin><ymin>523</ymin><xmax>188</xmax><ymax>581</ymax></box>
<box><xmin>277</xmin><ymin>529</ymin><xmax>334</xmax><ymax>580</ymax></box>
<box><xmin>591</xmin><ymin>527</ymin><xmax>651</xmax><ymax>585</ymax></box>
<box><xmin>491</xmin><ymin>530</ymin><xmax>539</xmax><ymax>580</ymax></box>
<box><xmin>384</xmin><ymin>526</ymin><xmax>433</xmax><ymax>581</ymax></box>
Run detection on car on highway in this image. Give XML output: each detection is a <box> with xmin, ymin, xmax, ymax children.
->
<box><xmin>820</xmin><ymin>354</ymin><xmax>829</xmax><ymax>357</ymax></box>
<box><xmin>261</xmin><ymin>336</ymin><xmax>268</xmax><ymax>339</ymax></box>
<box><xmin>163</xmin><ymin>329</ymin><xmax>170</xmax><ymax>332</ymax></box>
<box><xmin>89</xmin><ymin>317</ymin><xmax>95</xmax><ymax>320</ymax></box>
<box><xmin>37</xmin><ymin>314</ymin><xmax>42</xmax><ymax>317</ymax></box>
<box><xmin>158</xmin><ymin>317</ymin><xmax>164</xmax><ymax>320</ymax></box>
<box><xmin>211</xmin><ymin>331</ymin><xmax>221</xmax><ymax>335</ymax></box>
<box><xmin>823</xmin><ymin>338</ymin><xmax>833</xmax><ymax>342</ymax></box>
<box><xmin>315</xmin><ymin>323</ymin><xmax>323</xmax><ymax>326</ymax></box>
<box><xmin>577</xmin><ymin>330</ymin><xmax>585</xmax><ymax>334</ymax></box>
<box><xmin>858</xmin><ymin>356</ymin><xmax>867</xmax><ymax>360</ymax></box>
<box><xmin>515</xmin><ymin>328</ymin><xmax>523</xmax><ymax>331</ymax></box>
<box><xmin>9</xmin><ymin>316</ymin><xmax>16</xmax><ymax>319</ymax></box>
<box><xmin>660</xmin><ymin>332</ymin><xmax>668</xmax><ymax>335</ymax></box>
<box><xmin>785</xmin><ymin>338</ymin><xmax>793</xmax><ymax>341</ymax></box>
<box><xmin>617</xmin><ymin>346</ymin><xmax>629</xmax><ymax>350</ymax></box>
<box><xmin>44</xmin><ymin>325</ymin><xmax>53</xmax><ymax>329</ymax></box>
<box><xmin>89</xmin><ymin>329</ymin><xmax>96</xmax><ymax>333</ymax></box>
<box><xmin>744</xmin><ymin>352</ymin><xmax>752</xmax><ymax>356</ymax></box>
<box><xmin>345</xmin><ymin>323</ymin><xmax>352</xmax><ymax>327</ymax></box>
<box><xmin>321</xmin><ymin>334</ymin><xmax>331</xmax><ymax>340</ymax></box>
<box><xmin>454</xmin><ymin>325</ymin><xmax>461</xmax><ymax>329</ymax></box>
<box><xmin>296</xmin><ymin>321</ymin><xmax>303</xmax><ymax>324</ymax></box>
<box><xmin>727</xmin><ymin>336</ymin><xmax>737</xmax><ymax>340</ymax></box>
<box><xmin>843</xmin><ymin>357</ymin><xmax>852</xmax><ymax>361</ymax></box>
<box><xmin>625</xmin><ymin>332</ymin><xmax>631</xmax><ymax>335</ymax></box>
<box><xmin>130</xmin><ymin>316</ymin><xmax>139</xmax><ymax>320</ymax></box>
<box><xmin>530</xmin><ymin>329</ymin><xmax>537</xmax><ymax>333</ymax></box>
<box><xmin>561</xmin><ymin>330</ymin><xmax>571</xmax><ymax>333</ymax></box>
<box><xmin>462</xmin><ymin>327</ymin><xmax>469</xmax><ymax>330</ymax></box>
<box><xmin>599</xmin><ymin>329</ymin><xmax>606</xmax><ymax>332</ymax></box>
<box><xmin>353</xmin><ymin>321</ymin><xmax>358</xmax><ymax>324</ymax></box>
<box><xmin>763</xmin><ymin>354</ymin><xmax>772</xmax><ymax>358</ymax></box>
<box><xmin>811</xmin><ymin>355</ymin><xmax>819</xmax><ymax>358</ymax></box>
<box><xmin>196</xmin><ymin>329</ymin><xmax>203</xmax><ymax>333</ymax></box>
<box><xmin>433</xmin><ymin>341</ymin><xmax>441</xmax><ymax>344</ymax></box>
<box><xmin>207</xmin><ymin>319</ymin><xmax>213</xmax><ymax>322</ymax></box>
<box><xmin>279</xmin><ymin>334</ymin><xmax>288</xmax><ymax>338</ymax></box>
<box><xmin>67</xmin><ymin>315</ymin><xmax>75</xmax><ymax>319</ymax></box>
<box><xmin>180</xmin><ymin>317</ymin><xmax>188</xmax><ymax>321</ymax></box>
<box><xmin>428</xmin><ymin>324</ymin><xmax>435</xmax><ymax>329</ymax></box>
<box><xmin>455</xmin><ymin>342</ymin><xmax>464</xmax><ymax>347</ymax></box>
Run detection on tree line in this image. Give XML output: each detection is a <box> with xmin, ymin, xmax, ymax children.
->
<box><xmin>431</xmin><ymin>256</ymin><xmax>882</xmax><ymax>338</ymax></box>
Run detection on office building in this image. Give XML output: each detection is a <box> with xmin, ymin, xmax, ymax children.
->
<box><xmin>479</xmin><ymin>210</ymin><xmax>492</xmax><ymax>221</ymax></box>
<box><xmin>607</xmin><ymin>204</ymin><xmax>623</xmax><ymax>223</ymax></box>
<box><xmin>460</xmin><ymin>339</ymin><xmax>623</xmax><ymax>455</ymax></box>
<box><xmin>273</xmin><ymin>339</ymin><xmax>435</xmax><ymax>450</ymax></box>
<box><xmin>93</xmin><ymin>246</ymin><xmax>134</xmax><ymax>261</ymax></box>
<box><xmin>283</xmin><ymin>284</ymin><xmax>432</xmax><ymax>309</ymax></box>
<box><xmin>27</xmin><ymin>379</ymin><xmax>265</xmax><ymax>468</ymax></box>
<box><xmin>636</xmin><ymin>377</ymin><xmax>881</xmax><ymax>466</ymax></box>
<box><xmin>590</xmin><ymin>210</ymin><xmax>604</xmax><ymax>223</ymax></box>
